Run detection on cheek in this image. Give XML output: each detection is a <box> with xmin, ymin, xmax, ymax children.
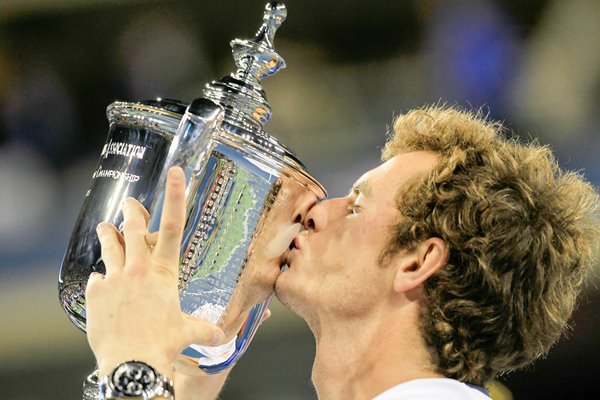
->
<box><xmin>319</xmin><ymin>267</ymin><xmax>385</xmax><ymax>317</ymax></box>
<box><xmin>340</xmin><ymin>221</ymin><xmax>388</xmax><ymax>262</ymax></box>
<box><xmin>360</xmin><ymin>217</ymin><xmax>394</xmax><ymax>255</ymax></box>
<box><xmin>306</xmin><ymin>231</ymin><xmax>377</xmax><ymax>277</ymax></box>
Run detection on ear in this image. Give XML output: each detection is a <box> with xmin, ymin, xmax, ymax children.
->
<box><xmin>393</xmin><ymin>237</ymin><xmax>448</xmax><ymax>293</ymax></box>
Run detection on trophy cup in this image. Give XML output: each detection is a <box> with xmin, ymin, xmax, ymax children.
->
<box><xmin>58</xmin><ymin>3</ymin><xmax>326</xmax><ymax>397</ymax></box>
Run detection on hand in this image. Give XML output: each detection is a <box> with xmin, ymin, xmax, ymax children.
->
<box><xmin>85</xmin><ymin>166</ymin><xmax>225</xmax><ymax>379</ymax></box>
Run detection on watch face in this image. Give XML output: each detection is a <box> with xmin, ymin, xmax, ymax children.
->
<box><xmin>112</xmin><ymin>362</ymin><xmax>157</xmax><ymax>396</ymax></box>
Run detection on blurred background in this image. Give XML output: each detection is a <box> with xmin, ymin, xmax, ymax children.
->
<box><xmin>0</xmin><ymin>0</ymin><xmax>598</xmax><ymax>398</ymax></box>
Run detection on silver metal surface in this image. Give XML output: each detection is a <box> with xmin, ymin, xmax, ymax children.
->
<box><xmin>82</xmin><ymin>371</ymin><xmax>99</xmax><ymax>400</ymax></box>
<box><xmin>59</xmin><ymin>100</ymin><xmax>183</xmax><ymax>331</ymax></box>
<box><xmin>202</xmin><ymin>2</ymin><xmax>296</xmax><ymax>162</ymax></box>
<box><xmin>58</xmin><ymin>3</ymin><xmax>326</xmax><ymax>394</ymax></box>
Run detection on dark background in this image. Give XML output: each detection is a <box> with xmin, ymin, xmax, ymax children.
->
<box><xmin>0</xmin><ymin>0</ymin><xmax>598</xmax><ymax>399</ymax></box>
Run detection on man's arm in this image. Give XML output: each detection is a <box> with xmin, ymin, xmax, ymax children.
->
<box><xmin>175</xmin><ymin>370</ymin><xmax>231</xmax><ymax>400</ymax></box>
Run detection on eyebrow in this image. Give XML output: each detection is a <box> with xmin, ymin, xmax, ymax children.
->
<box><xmin>349</xmin><ymin>180</ymin><xmax>372</xmax><ymax>198</ymax></box>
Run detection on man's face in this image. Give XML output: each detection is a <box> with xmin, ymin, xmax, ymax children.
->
<box><xmin>275</xmin><ymin>151</ymin><xmax>438</xmax><ymax>323</ymax></box>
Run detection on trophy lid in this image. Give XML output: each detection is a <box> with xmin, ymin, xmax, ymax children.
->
<box><xmin>202</xmin><ymin>3</ymin><xmax>308</xmax><ymax>172</ymax></box>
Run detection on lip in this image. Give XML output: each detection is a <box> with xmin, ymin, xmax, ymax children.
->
<box><xmin>292</xmin><ymin>236</ymin><xmax>301</xmax><ymax>251</ymax></box>
<box><xmin>284</xmin><ymin>235</ymin><xmax>302</xmax><ymax>265</ymax></box>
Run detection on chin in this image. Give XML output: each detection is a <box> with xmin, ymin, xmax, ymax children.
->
<box><xmin>274</xmin><ymin>285</ymin><xmax>298</xmax><ymax>315</ymax></box>
<box><xmin>275</xmin><ymin>286</ymin><xmax>320</xmax><ymax>335</ymax></box>
<box><xmin>274</xmin><ymin>270</ymin><xmax>291</xmax><ymax>301</ymax></box>
<box><xmin>274</xmin><ymin>273</ymin><xmax>309</xmax><ymax>318</ymax></box>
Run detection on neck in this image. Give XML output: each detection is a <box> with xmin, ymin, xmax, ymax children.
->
<box><xmin>310</xmin><ymin>304</ymin><xmax>442</xmax><ymax>400</ymax></box>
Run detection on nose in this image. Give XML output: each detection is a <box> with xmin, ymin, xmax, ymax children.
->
<box><xmin>304</xmin><ymin>205</ymin><xmax>317</xmax><ymax>230</ymax></box>
<box><xmin>290</xmin><ymin>191</ymin><xmax>319</xmax><ymax>226</ymax></box>
<box><xmin>303</xmin><ymin>197</ymin><xmax>347</xmax><ymax>232</ymax></box>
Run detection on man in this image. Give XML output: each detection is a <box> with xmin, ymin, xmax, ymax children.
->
<box><xmin>86</xmin><ymin>106</ymin><xmax>600</xmax><ymax>399</ymax></box>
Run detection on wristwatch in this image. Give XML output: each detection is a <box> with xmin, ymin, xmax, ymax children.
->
<box><xmin>99</xmin><ymin>361</ymin><xmax>174</xmax><ymax>399</ymax></box>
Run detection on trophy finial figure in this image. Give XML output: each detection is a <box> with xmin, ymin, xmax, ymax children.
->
<box><xmin>203</xmin><ymin>2</ymin><xmax>288</xmax><ymax>129</ymax></box>
<box><xmin>258</xmin><ymin>2</ymin><xmax>287</xmax><ymax>49</ymax></box>
<box><xmin>231</xmin><ymin>2</ymin><xmax>287</xmax><ymax>80</ymax></box>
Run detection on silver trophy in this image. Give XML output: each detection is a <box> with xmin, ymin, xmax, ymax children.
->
<box><xmin>58</xmin><ymin>2</ymin><xmax>325</xmax><ymax>395</ymax></box>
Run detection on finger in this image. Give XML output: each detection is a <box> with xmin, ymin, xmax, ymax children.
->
<box><xmin>154</xmin><ymin>167</ymin><xmax>187</xmax><ymax>269</ymax></box>
<box><xmin>139</xmin><ymin>202</ymin><xmax>150</xmax><ymax>225</ymax></box>
<box><xmin>182</xmin><ymin>313</ymin><xmax>226</xmax><ymax>347</ymax></box>
<box><xmin>261</xmin><ymin>309</ymin><xmax>271</xmax><ymax>323</ymax></box>
<box><xmin>128</xmin><ymin>199</ymin><xmax>151</xmax><ymax>225</ymax></box>
<box><xmin>86</xmin><ymin>271</ymin><xmax>105</xmax><ymax>299</ymax></box>
<box><xmin>122</xmin><ymin>197</ymin><xmax>150</xmax><ymax>267</ymax></box>
<box><xmin>145</xmin><ymin>231</ymin><xmax>159</xmax><ymax>248</ymax></box>
<box><xmin>264</xmin><ymin>223</ymin><xmax>302</xmax><ymax>259</ymax></box>
<box><xmin>96</xmin><ymin>222</ymin><xmax>125</xmax><ymax>275</ymax></box>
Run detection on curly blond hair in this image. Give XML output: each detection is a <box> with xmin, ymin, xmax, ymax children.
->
<box><xmin>382</xmin><ymin>105</ymin><xmax>600</xmax><ymax>385</ymax></box>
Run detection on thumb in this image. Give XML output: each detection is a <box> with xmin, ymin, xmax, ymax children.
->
<box><xmin>182</xmin><ymin>313</ymin><xmax>226</xmax><ymax>347</ymax></box>
<box><xmin>264</xmin><ymin>223</ymin><xmax>302</xmax><ymax>259</ymax></box>
<box><xmin>261</xmin><ymin>308</ymin><xmax>272</xmax><ymax>324</ymax></box>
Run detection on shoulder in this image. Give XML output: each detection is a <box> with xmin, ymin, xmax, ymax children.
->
<box><xmin>372</xmin><ymin>378</ymin><xmax>491</xmax><ymax>400</ymax></box>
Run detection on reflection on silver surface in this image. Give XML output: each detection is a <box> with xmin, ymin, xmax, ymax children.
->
<box><xmin>59</xmin><ymin>99</ymin><xmax>185</xmax><ymax>330</ymax></box>
<box><xmin>82</xmin><ymin>371</ymin><xmax>99</xmax><ymax>400</ymax></box>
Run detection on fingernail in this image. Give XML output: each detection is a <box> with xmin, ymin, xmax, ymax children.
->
<box><xmin>168</xmin><ymin>166</ymin><xmax>184</xmax><ymax>182</ymax></box>
<box><xmin>96</xmin><ymin>222</ymin><xmax>107</xmax><ymax>234</ymax></box>
<box><xmin>210</xmin><ymin>328</ymin><xmax>226</xmax><ymax>346</ymax></box>
<box><xmin>89</xmin><ymin>271</ymin><xmax>105</xmax><ymax>280</ymax></box>
<box><xmin>121</xmin><ymin>197</ymin><xmax>131</xmax><ymax>211</ymax></box>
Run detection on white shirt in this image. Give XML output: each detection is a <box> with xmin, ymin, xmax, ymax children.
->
<box><xmin>372</xmin><ymin>378</ymin><xmax>491</xmax><ymax>400</ymax></box>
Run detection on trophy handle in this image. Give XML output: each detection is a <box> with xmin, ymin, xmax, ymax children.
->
<box><xmin>148</xmin><ymin>98</ymin><xmax>224</xmax><ymax>233</ymax></box>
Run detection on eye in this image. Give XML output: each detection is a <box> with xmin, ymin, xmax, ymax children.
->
<box><xmin>347</xmin><ymin>204</ymin><xmax>361</xmax><ymax>215</ymax></box>
<box><xmin>347</xmin><ymin>195</ymin><xmax>363</xmax><ymax>215</ymax></box>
